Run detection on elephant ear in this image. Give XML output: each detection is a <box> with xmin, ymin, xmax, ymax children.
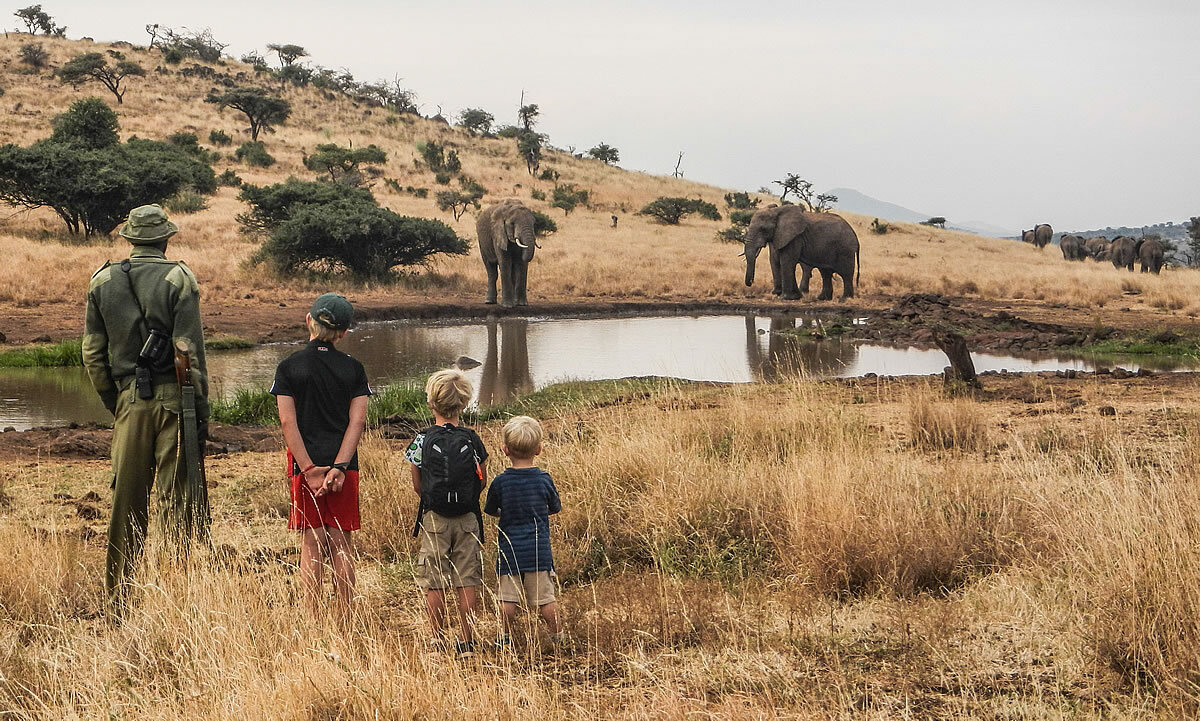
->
<box><xmin>772</xmin><ymin>207</ymin><xmax>809</xmax><ymax>250</ymax></box>
<box><xmin>492</xmin><ymin>209</ymin><xmax>514</xmax><ymax>251</ymax></box>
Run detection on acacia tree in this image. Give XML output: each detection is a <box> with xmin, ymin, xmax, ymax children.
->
<box><xmin>517</xmin><ymin>131</ymin><xmax>543</xmax><ymax>175</ymax></box>
<box><xmin>1187</xmin><ymin>217</ymin><xmax>1200</xmax><ymax>266</ymax></box>
<box><xmin>303</xmin><ymin>143</ymin><xmax>386</xmax><ymax>185</ymax></box>
<box><xmin>457</xmin><ymin>108</ymin><xmax>494</xmax><ymax>136</ymax></box>
<box><xmin>205</xmin><ymin>87</ymin><xmax>291</xmax><ymax>141</ymax></box>
<box><xmin>14</xmin><ymin>5</ymin><xmax>64</xmax><ymax>35</ymax></box>
<box><xmin>266</xmin><ymin>43</ymin><xmax>308</xmax><ymax>69</ymax></box>
<box><xmin>58</xmin><ymin>53</ymin><xmax>146</xmax><ymax>104</ymax></box>
<box><xmin>587</xmin><ymin>142</ymin><xmax>620</xmax><ymax>165</ymax></box>
<box><xmin>772</xmin><ymin>173</ymin><xmax>837</xmax><ymax>212</ymax></box>
<box><xmin>518</xmin><ymin>103</ymin><xmax>539</xmax><ymax>131</ymax></box>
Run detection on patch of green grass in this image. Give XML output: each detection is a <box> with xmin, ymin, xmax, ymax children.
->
<box><xmin>210</xmin><ymin>387</ymin><xmax>278</xmax><ymax>426</ymax></box>
<box><xmin>475</xmin><ymin>377</ymin><xmax>681</xmax><ymax>422</ymax></box>
<box><xmin>1085</xmin><ymin>335</ymin><xmax>1200</xmax><ymax>357</ymax></box>
<box><xmin>205</xmin><ymin>336</ymin><xmax>255</xmax><ymax>351</ymax></box>
<box><xmin>368</xmin><ymin>381</ymin><xmax>430</xmax><ymax>426</ymax></box>
<box><xmin>0</xmin><ymin>339</ymin><xmax>83</xmax><ymax>368</ymax></box>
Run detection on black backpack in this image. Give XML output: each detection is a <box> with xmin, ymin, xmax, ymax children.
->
<box><xmin>418</xmin><ymin>424</ymin><xmax>483</xmax><ymax>517</ymax></box>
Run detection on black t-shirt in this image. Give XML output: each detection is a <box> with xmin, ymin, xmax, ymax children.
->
<box><xmin>270</xmin><ymin>339</ymin><xmax>371</xmax><ymax>470</ymax></box>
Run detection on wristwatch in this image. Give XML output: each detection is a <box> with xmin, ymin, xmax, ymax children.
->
<box><xmin>331</xmin><ymin>462</ymin><xmax>350</xmax><ymax>473</ymax></box>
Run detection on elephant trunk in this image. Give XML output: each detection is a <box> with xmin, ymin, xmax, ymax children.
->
<box><xmin>514</xmin><ymin>216</ymin><xmax>536</xmax><ymax>258</ymax></box>
<box><xmin>744</xmin><ymin>242</ymin><xmax>763</xmax><ymax>287</ymax></box>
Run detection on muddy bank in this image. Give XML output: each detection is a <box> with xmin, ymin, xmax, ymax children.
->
<box><xmin>0</xmin><ymin>422</ymin><xmax>279</xmax><ymax>462</ymax></box>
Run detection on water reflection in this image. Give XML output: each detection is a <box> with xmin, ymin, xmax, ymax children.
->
<box><xmin>3</xmin><ymin>313</ymin><xmax>1200</xmax><ymax>430</ymax></box>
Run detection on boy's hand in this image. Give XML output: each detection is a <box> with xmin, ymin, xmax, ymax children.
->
<box><xmin>303</xmin><ymin>466</ymin><xmax>331</xmax><ymax>496</ymax></box>
<box><xmin>324</xmin><ymin>468</ymin><xmax>346</xmax><ymax>494</ymax></box>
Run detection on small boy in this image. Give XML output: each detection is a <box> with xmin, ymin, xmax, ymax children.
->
<box><xmin>407</xmin><ymin>370</ymin><xmax>488</xmax><ymax>657</ymax></box>
<box><xmin>270</xmin><ymin>293</ymin><xmax>370</xmax><ymax>617</ymax></box>
<box><xmin>484</xmin><ymin>415</ymin><xmax>563</xmax><ymax>646</ymax></box>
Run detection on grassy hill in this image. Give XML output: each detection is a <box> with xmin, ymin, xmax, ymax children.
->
<box><xmin>1</xmin><ymin>34</ymin><xmax>1199</xmax><ymax>343</ymax></box>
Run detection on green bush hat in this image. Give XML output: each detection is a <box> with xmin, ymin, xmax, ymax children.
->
<box><xmin>310</xmin><ymin>293</ymin><xmax>354</xmax><ymax>331</ymax></box>
<box><xmin>118</xmin><ymin>204</ymin><xmax>179</xmax><ymax>244</ymax></box>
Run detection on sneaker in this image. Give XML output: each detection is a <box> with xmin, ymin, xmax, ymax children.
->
<box><xmin>455</xmin><ymin>640</ymin><xmax>476</xmax><ymax>659</ymax></box>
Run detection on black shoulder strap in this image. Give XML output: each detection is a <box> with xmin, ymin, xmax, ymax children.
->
<box><xmin>119</xmin><ymin>259</ymin><xmax>151</xmax><ymax>343</ymax></box>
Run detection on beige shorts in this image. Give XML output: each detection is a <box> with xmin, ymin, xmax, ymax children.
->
<box><xmin>497</xmin><ymin>571</ymin><xmax>557</xmax><ymax>607</ymax></box>
<box><xmin>416</xmin><ymin>511</ymin><xmax>482</xmax><ymax>590</ymax></box>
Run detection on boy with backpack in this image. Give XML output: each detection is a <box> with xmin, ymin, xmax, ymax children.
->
<box><xmin>406</xmin><ymin>370</ymin><xmax>488</xmax><ymax>657</ymax></box>
<box><xmin>484</xmin><ymin>415</ymin><xmax>563</xmax><ymax>647</ymax></box>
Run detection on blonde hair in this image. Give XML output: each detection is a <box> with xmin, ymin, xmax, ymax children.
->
<box><xmin>425</xmin><ymin>369</ymin><xmax>473</xmax><ymax>417</ymax></box>
<box><xmin>306</xmin><ymin>314</ymin><xmax>342</xmax><ymax>343</ymax></box>
<box><xmin>502</xmin><ymin>415</ymin><xmax>542</xmax><ymax>458</ymax></box>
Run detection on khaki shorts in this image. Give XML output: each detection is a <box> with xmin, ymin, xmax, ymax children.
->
<box><xmin>416</xmin><ymin>511</ymin><xmax>482</xmax><ymax>590</ymax></box>
<box><xmin>497</xmin><ymin>571</ymin><xmax>557</xmax><ymax>607</ymax></box>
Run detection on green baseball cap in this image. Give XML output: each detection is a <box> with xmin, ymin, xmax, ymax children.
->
<box><xmin>118</xmin><ymin>204</ymin><xmax>179</xmax><ymax>244</ymax></box>
<box><xmin>310</xmin><ymin>293</ymin><xmax>354</xmax><ymax>331</ymax></box>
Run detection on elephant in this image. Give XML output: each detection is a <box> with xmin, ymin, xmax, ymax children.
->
<box><xmin>1059</xmin><ymin>234</ymin><xmax>1087</xmax><ymax>261</ymax></box>
<box><xmin>1109</xmin><ymin>236</ymin><xmax>1138</xmax><ymax>271</ymax></box>
<box><xmin>765</xmin><ymin>244</ymin><xmax>815</xmax><ymax>297</ymax></box>
<box><xmin>477</xmin><ymin>318</ymin><xmax>534</xmax><ymax>406</ymax></box>
<box><xmin>477</xmin><ymin>199</ymin><xmax>539</xmax><ymax>307</ymax></box>
<box><xmin>1021</xmin><ymin>224</ymin><xmax>1053</xmax><ymax>248</ymax></box>
<box><xmin>1137</xmin><ymin>238</ymin><xmax>1164</xmax><ymax>274</ymax></box>
<box><xmin>743</xmin><ymin>206</ymin><xmax>860</xmax><ymax>300</ymax></box>
<box><xmin>744</xmin><ymin>314</ymin><xmax>857</xmax><ymax>381</ymax></box>
<box><xmin>1084</xmin><ymin>236</ymin><xmax>1110</xmax><ymax>260</ymax></box>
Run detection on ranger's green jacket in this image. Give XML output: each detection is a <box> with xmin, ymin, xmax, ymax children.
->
<box><xmin>83</xmin><ymin>246</ymin><xmax>209</xmax><ymax>420</ymax></box>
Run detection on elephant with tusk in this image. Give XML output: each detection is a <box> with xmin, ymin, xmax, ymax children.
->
<box><xmin>477</xmin><ymin>199</ymin><xmax>541</xmax><ymax>307</ymax></box>
<box><xmin>743</xmin><ymin>206</ymin><xmax>860</xmax><ymax>300</ymax></box>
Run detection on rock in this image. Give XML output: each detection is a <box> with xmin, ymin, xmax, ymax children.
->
<box><xmin>1099</xmin><ymin>406</ymin><xmax>1116</xmax><ymax>417</ymax></box>
<box><xmin>0</xmin><ymin>331</ymin><xmax>6</xmax><ymax>343</ymax></box>
<box><xmin>1137</xmin><ymin>368</ymin><xmax>1154</xmax><ymax>377</ymax></box>
<box><xmin>81</xmin><ymin>491</ymin><xmax>101</xmax><ymax>502</ymax></box>
<box><xmin>31</xmin><ymin>334</ymin><xmax>51</xmax><ymax>343</ymax></box>
<box><xmin>2</xmin><ymin>427</ymin><xmax>13</xmax><ymax>433</ymax></box>
<box><xmin>1151</xmin><ymin>330</ymin><xmax>1179</xmax><ymax>344</ymax></box>
<box><xmin>1112</xmin><ymin>367</ymin><xmax>1130</xmax><ymax>379</ymax></box>
<box><xmin>1066</xmin><ymin>369</ymin><xmax>1077</xmax><ymax>379</ymax></box>
<box><xmin>75</xmin><ymin>503</ymin><xmax>102</xmax><ymax>520</ymax></box>
<box><xmin>455</xmin><ymin>355</ymin><xmax>481</xmax><ymax>370</ymax></box>
<box><xmin>1095</xmin><ymin>367</ymin><xmax>1111</xmax><ymax>375</ymax></box>
<box><xmin>863</xmin><ymin>372</ymin><xmax>877</xmax><ymax>379</ymax></box>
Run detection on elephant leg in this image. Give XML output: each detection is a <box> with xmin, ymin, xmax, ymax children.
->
<box><xmin>769</xmin><ymin>249</ymin><xmax>782</xmax><ymax>296</ymax></box>
<box><xmin>839</xmin><ymin>268</ymin><xmax>854</xmax><ymax>299</ymax></box>
<box><xmin>514</xmin><ymin>259</ymin><xmax>529</xmax><ymax>306</ymax></box>
<box><xmin>817</xmin><ymin>269</ymin><xmax>834</xmax><ymax>301</ymax></box>
<box><xmin>798</xmin><ymin>265</ymin><xmax>812</xmax><ymax>296</ymax></box>
<box><xmin>484</xmin><ymin>261</ymin><xmax>499</xmax><ymax>304</ymax></box>
<box><xmin>497</xmin><ymin>253</ymin><xmax>515</xmax><ymax>308</ymax></box>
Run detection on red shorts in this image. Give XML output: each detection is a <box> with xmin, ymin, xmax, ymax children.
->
<box><xmin>287</xmin><ymin>453</ymin><xmax>361</xmax><ymax>531</ymax></box>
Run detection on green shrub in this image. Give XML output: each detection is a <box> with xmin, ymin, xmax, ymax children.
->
<box><xmin>165</xmin><ymin>190</ymin><xmax>208</xmax><ymax>214</ymax></box>
<box><xmin>551</xmin><ymin>183</ymin><xmax>589</xmax><ymax>215</ymax></box>
<box><xmin>716</xmin><ymin>227</ymin><xmax>745</xmax><ymax>243</ymax></box>
<box><xmin>19</xmin><ymin>42</ymin><xmax>49</xmax><ymax>69</ymax></box>
<box><xmin>303</xmin><ymin>142</ymin><xmax>386</xmax><ymax>184</ymax></box>
<box><xmin>412</xmin><ymin>187</ymin><xmax>428</xmax><ymax>199</ymax></box>
<box><xmin>205</xmin><ymin>87</ymin><xmax>291</xmax><ymax>142</ymax></box>
<box><xmin>730</xmin><ymin>210</ymin><xmax>754</xmax><ymax>227</ymax></box>
<box><xmin>538</xmin><ymin>168</ymin><xmax>559</xmax><ymax>182</ymax></box>
<box><xmin>0</xmin><ymin>100</ymin><xmax>214</xmax><ymax>237</ymax></box>
<box><xmin>639</xmin><ymin>197</ymin><xmax>721</xmax><ymax>225</ymax></box>
<box><xmin>241</xmin><ymin>179</ymin><xmax>468</xmax><ymax>279</ymax></box>
<box><xmin>456</xmin><ymin>108</ymin><xmax>494</xmax><ymax>136</ymax></box>
<box><xmin>495</xmin><ymin>125</ymin><xmax>522</xmax><ymax>139</ymax></box>
<box><xmin>210</xmin><ymin>388</ymin><xmax>277</xmax><ymax>425</ymax></box>
<box><xmin>530</xmin><ymin>188</ymin><xmax>546</xmax><ymax>201</ymax></box>
<box><xmin>532</xmin><ymin>210</ymin><xmax>557</xmax><ymax>237</ymax></box>
<box><xmin>871</xmin><ymin>218</ymin><xmax>891</xmax><ymax>235</ymax></box>
<box><xmin>167</xmin><ymin>132</ymin><xmax>205</xmax><ymax>155</ymax></box>
<box><xmin>217</xmin><ymin>169</ymin><xmax>243</xmax><ymax>187</ymax></box>
<box><xmin>235</xmin><ymin>141</ymin><xmax>275</xmax><ymax>168</ymax></box>
<box><xmin>163</xmin><ymin>48</ymin><xmax>183</xmax><ymax>64</ymax></box>
<box><xmin>724</xmin><ymin>192</ymin><xmax>760</xmax><ymax>210</ymax></box>
<box><xmin>586</xmin><ymin>142</ymin><xmax>619</xmax><ymax>164</ymax></box>
<box><xmin>434</xmin><ymin>171</ymin><xmax>451</xmax><ymax>185</ymax></box>
<box><xmin>0</xmin><ymin>339</ymin><xmax>83</xmax><ymax>368</ymax></box>
<box><xmin>208</xmin><ymin>129</ymin><xmax>233</xmax><ymax>146</ymax></box>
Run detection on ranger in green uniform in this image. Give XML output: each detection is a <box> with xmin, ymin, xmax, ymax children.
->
<box><xmin>82</xmin><ymin>204</ymin><xmax>210</xmax><ymax>616</ymax></box>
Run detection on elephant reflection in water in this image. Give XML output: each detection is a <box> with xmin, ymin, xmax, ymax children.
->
<box><xmin>744</xmin><ymin>315</ymin><xmax>859</xmax><ymax>381</ymax></box>
<box><xmin>477</xmin><ymin>318</ymin><xmax>534</xmax><ymax>406</ymax></box>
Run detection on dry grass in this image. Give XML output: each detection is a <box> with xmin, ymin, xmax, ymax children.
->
<box><xmin>2</xmin><ymin>35</ymin><xmax>1199</xmax><ymax>322</ymax></box>
<box><xmin>2</xmin><ymin>375</ymin><xmax>1200</xmax><ymax>717</ymax></box>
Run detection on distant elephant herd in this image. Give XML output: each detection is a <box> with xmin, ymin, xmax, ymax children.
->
<box><xmin>1059</xmin><ymin>233</ymin><xmax>1165</xmax><ymax>273</ymax></box>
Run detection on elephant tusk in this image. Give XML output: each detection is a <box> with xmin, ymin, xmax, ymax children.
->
<box><xmin>513</xmin><ymin>239</ymin><xmax>529</xmax><ymax>249</ymax></box>
<box><xmin>737</xmin><ymin>250</ymin><xmax>745</xmax><ymax>257</ymax></box>
<box><xmin>534</xmin><ymin>240</ymin><xmax>543</xmax><ymax>249</ymax></box>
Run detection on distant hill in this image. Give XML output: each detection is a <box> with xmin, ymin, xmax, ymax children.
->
<box><xmin>827</xmin><ymin>188</ymin><xmax>1014</xmax><ymax>238</ymax></box>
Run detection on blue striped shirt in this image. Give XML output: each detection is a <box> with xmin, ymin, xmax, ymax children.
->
<box><xmin>483</xmin><ymin>467</ymin><xmax>561</xmax><ymax>575</ymax></box>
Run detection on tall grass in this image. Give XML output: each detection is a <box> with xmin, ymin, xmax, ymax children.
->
<box><xmin>0</xmin><ymin>339</ymin><xmax>82</xmax><ymax>367</ymax></box>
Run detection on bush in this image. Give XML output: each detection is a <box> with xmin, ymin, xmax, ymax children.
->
<box><xmin>165</xmin><ymin>190</ymin><xmax>208</xmax><ymax>214</ymax></box>
<box><xmin>532</xmin><ymin>210</ymin><xmax>557</xmax><ymax>237</ymax></box>
<box><xmin>18</xmin><ymin>42</ymin><xmax>49</xmax><ymax>69</ymax></box>
<box><xmin>0</xmin><ymin>99</ymin><xmax>215</xmax><ymax>237</ymax></box>
<box><xmin>434</xmin><ymin>176</ymin><xmax>487</xmax><ymax>220</ymax></box>
<box><xmin>639</xmin><ymin>197</ymin><xmax>721</xmax><ymax>225</ymax></box>
<box><xmin>724</xmin><ymin>192</ymin><xmax>760</xmax><ymax>210</ymax></box>
<box><xmin>456</xmin><ymin>108</ymin><xmax>494</xmax><ymax>136</ymax></box>
<box><xmin>237</xmin><ymin>179</ymin><xmax>374</xmax><ymax>235</ymax></box>
<box><xmin>57</xmin><ymin>52</ymin><xmax>146</xmax><ymax>105</ymax></box>
<box><xmin>870</xmin><ymin>218</ymin><xmax>890</xmax><ymax>235</ymax></box>
<box><xmin>205</xmin><ymin>87</ymin><xmax>291</xmax><ymax>142</ymax></box>
<box><xmin>235</xmin><ymin>141</ymin><xmax>275</xmax><ymax>168</ymax></box>
<box><xmin>250</xmin><ymin>189</ymin><xmax>469</xmax><ymax>279</ymax></box>
<box><xmin>167</xmin><ymin>132</ymin><xmax>205</xmax><ymax>154</ymax></box>
<box><xmin>303</xmin><ymin>142</ymin><xmax>386</xmax><ymax>184</ymax></box>
<box><xmin>530</xmin><ymin>188</ymin><xmax>546</xmax><ymax>201</ymax></box>
<box><xmin>716</xmin><ymin>227</ymin><xmax>745</xmax><ymax>243</ymax></box>
<box><xmin>729</xmin><ymin>210</ymin><xmax>754</xmax><ymax>227</ymax></box>
<box><xmin>208</xmin><ymin>129</ymin><xmax>232</xmax><ymax>146</ymax></box>
<box><xmin>551</xmin><ymin>183</ymin><xmax>589</xmax><ymax>215</ymax></box>
<box><xmin>538</xmin><ymin>168</ymin><xmax>559</xmax><ymax>182</ymax></box>
<box><xmin>586</xmin><ymin>142</ymin><xmax>619</xmax><ymax>164</ymax></box>
<box><xmin>434</xmin><ymin>171</ymin><xmax>451</xmax><ymax>185</ymax></box>
<box><xmin>495</xmin><ymin>125</ymin><xmax>522</xmax><ymax>139</ymax></box>
<box><xmin>216</xmin><ymin>169</ymin><xmax>242</xmax><ymax>187</ymax></box>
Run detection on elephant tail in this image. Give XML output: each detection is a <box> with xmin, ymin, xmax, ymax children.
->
<box><xmin>856</xmin><ymin>246</ymin><xmax>861</xmax><ymax>289</ymax></box>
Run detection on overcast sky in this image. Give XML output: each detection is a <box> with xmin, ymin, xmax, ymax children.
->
<box><xmin>24</xmin><ymin>0</ymin><xmax>1200</xmax><ymax>232</ymax></box>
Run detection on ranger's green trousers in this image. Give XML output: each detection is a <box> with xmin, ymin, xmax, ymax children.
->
<box><xmin>106</xmin><ymin>379</ymin><xmax>209</xmax><ymax>615</ymax></box>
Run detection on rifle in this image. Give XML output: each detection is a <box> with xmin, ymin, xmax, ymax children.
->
<box><xmin>174</xmin><ymin>339</ymin><xmax>211</xmax><ymax>541</ymax></box>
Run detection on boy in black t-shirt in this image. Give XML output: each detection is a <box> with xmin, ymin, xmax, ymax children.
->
<box><xmin>270</xmin><ymin>293</ymin><xmax>371</xmax><ymax>616</ymax></box>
